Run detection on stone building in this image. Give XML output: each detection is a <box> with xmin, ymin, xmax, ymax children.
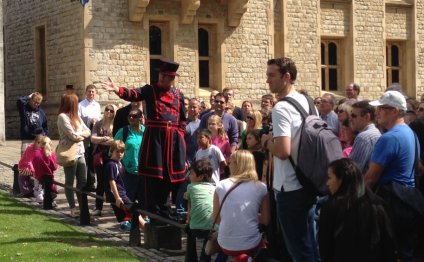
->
<box><xmin>3</xmin><ymin>0</ymin><xmax>424</xmax><ymax>138</ymax></box>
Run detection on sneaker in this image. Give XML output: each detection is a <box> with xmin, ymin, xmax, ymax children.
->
<box><xmin>70</xmin><ymin>207</ymin><xmax>79</xmax><ymax>218</ymax></box>
<box><xmin>91</xmin><ymin>209</ymin><xmax>102</xmax><ymax>216</ymax></box>
<box><xmin>119</xmin><ymin>221</ymin><xmax>132</xmax><ymax>231</ymax></box>
<box><xmin>35</xmin><ymin>195</ymin><xmax>44</xmax><ymax>204</ymax></box>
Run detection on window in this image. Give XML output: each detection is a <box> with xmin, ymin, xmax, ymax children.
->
<box><xmin>198</xmin><ymin>24</ymin><xmax>217</xmax><ymax>90</ymax></box>
<box><xmin>386</xmin><ymin>42</ymin><xmax>402</xmax><ymax>87</ymax></box>
<box><xmin>321</xmin><ymin>40</ymin><xmax>340</xmax><ymax>91</ymax></box>
<box><xmin>35</xmin><ymin>25</ymin><xmax>46</xmax><ymax>95</ymax></box>
<box><xmin>198</xmin><ymin>28</ymin><xmax>209</xmax><ymax>87</ymax></box>
<box><xmin>149</xmin><ymin>22</ymin><xmax>169</xmax><ymax>84</ymax></box>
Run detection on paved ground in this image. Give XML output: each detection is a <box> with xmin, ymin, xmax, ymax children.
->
<box><xmin>0</xmin><ymin>140</ymin><xmax>209</xmax><ymax>261</ymax></box>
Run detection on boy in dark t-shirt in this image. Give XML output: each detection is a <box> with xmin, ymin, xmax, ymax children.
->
<box><xmin>105</xmin><ymin>140</ymin><xmax>146</xmax><ymax>231</ymax></box>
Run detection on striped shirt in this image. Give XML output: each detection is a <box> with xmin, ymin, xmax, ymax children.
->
<box><xmin>349</xmin><ymin>124</ymin><xmax>381</xmax><ymax>173</ymax></box>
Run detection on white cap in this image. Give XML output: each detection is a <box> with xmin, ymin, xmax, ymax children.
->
<box><xmin>369</xmin><ymin>91</ymin><xmax>407</xmax><ymax>111</ymax></box>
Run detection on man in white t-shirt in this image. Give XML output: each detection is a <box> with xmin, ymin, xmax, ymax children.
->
<box><xmin>261</xmin><ymin>57</ymin><xmax>319</xmax><ymax>261</ymax></box>
<box><xmin>78</xmin><ymin>84</ymin><xmax>101</xmax><ymax>191</ymax></box>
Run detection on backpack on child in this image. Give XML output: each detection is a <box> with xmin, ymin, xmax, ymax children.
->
<box><xmin>281</xmin><ymin>95</ymin><xmax>343</xmax><ymax>196</ymax></box>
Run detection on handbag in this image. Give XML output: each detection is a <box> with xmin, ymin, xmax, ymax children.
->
<box><xmin>205</xmin><ymin>182</ymin><xmax>243</xmax><ymax>256</ymax></box>
<box><xmin>93</xmin><ymin>151</ymin><xmax>104</xmax><ymax>167</ymax></box>
<box><xmin>55</xmin><ymin>142</ymin><xmax>77</xmax><ymax>167</ymax></box>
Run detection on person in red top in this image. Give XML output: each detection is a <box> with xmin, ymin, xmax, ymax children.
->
<box><xmin>102</xmin><ymin>60</ymin><xmax>187</xmax><ymax>221</ymax></box>
<box><xmin>33</xmin><ymin>136</ymin><xmax>59</xmax><ymax>200</ymax></box>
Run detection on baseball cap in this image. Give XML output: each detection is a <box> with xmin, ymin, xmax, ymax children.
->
<box><xmin>369</xmin><ymin>91</ymin><xmax>407</xmax><ymax>111</ymax></box>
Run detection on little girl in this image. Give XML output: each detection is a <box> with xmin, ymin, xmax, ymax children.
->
<box><xmin>246</xmin><ymin>129</ymin><xmax>266</xmax><ymax>181</ymax></box>
<box><xmin>208</xmin><ymin>115</ymin><xmax>231</xmax><ymax>179</ymax></box>
<box><xmin>33</xmin><ymin>136</ymin><xmax>59</xmax><ymax>202</ymax></box>
<box><xmin>208</xmin><ymin>115</ymin><xmax>231</xmax><ymax>160</ymax></box>
<box><xmin>18</xmin><ymin>134</ymin><xmax>44</xmax><ymax>201</ymax></box>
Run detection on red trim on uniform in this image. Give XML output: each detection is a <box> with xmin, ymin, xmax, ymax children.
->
<box><xmin>118</xmin><ymin>87</ymin><xmax>125</xmax><ymax>97</ymax></box>
<box><xmin>145</xmin><ymin>119</ymin><xmax>180</xmax><ymax>128</ymax></box>
<box><xmin>128</xmin><ymin>88</ymin><xmax>139</xmax><ymax>99</ymax></box>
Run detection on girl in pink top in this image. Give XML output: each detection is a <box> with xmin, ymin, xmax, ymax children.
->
<box><xmin>208</xmin><ymin>115</ymin><xmax>232</xmax><ymax>160</ymax></box>
<box><xmin>208</xmin><ymin>115</ymin><xmax>231</xmax><ymax>179</ymax></box>
<box><xmin>33</xmin><ymin>136</ymin><xmax>59</xmax><ymax>200</ymax></box>
<box><xmin>18</xmin><ymin>134</ymin><xmax>44</xmax><ymax>199</ymax></box>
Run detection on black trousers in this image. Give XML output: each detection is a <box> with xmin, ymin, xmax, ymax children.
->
<box><xmin>138</xmin><ymin>175</ymin><xmax>181</xmax><ymax>220</ymax></box>
<box><xmin>84</xmin><ymin>143</ymin><xmax>96</xmax><ymax>188</ymax></box>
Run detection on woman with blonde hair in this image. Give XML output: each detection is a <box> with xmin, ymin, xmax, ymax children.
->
<box><xmin>57</xmin><ymin>94</ymin><xmax>91</xmax><ymax>217</ymax></box>
<box><xmin>90</xmin><ymin>103</ymin><xmax>117</xmax><ymax>216</ymax></box>
<box><xmin>239</xmin><ymin>110</ymin><xmax>262</xmax><ymax>149</ymax></box>
<box><xmin>213</xmin><ymin>150</ymin><xmax>270</xmax><ymax>262</ymax></box>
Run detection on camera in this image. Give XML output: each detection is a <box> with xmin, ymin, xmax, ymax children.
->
<box><xmin>260</xmin><ymin>122</ymin><xmax>273</xmax><ymax>136</ymax></box>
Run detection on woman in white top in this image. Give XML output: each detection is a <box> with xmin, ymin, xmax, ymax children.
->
<box><xmin>213</xmin><ymin>150</ymin><xmax>270</xmax><ymax>262</ymax></box>
<box><xmin>57</xmin><ymin>94</ymin><xmax>91</xmax><ymax>217</ymax></box>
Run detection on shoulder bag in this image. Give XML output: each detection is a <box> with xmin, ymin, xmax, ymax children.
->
<box><xmin>56</xmin><ymin>142</ymin><xmax>77</xmax><ymax>167</ymax></box>
<box><xmin>205</xmin><ymin>181</ymin><xmax>242</xmax><ymax>256</ymax></box>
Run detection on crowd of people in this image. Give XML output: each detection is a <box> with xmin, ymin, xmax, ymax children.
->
<box><xmin>14</xmin><ymin>58</ymin><xmax>424</xmax><ymax>262</ymax></box>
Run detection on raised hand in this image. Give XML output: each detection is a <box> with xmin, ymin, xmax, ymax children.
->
<box><xmin>101</xmin><ymin>77</ymin><xmax>119</xmax><ymax>93</ymax></box>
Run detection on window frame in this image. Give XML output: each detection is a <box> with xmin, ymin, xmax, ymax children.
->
<box><xmin>386</xmin><ymin>41</ymin><xmax>403</xmax><ymax>87</ymax></box>
<box><xmin>320</xmin><ymin>39</ymin><xmax>341</xmax><ymax>92</ymax></box>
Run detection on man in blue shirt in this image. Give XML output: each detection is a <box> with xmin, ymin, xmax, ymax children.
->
<box><xmin>366</xmin><ymin>90</ymin><xmax>418</xmax><ymax>261</ymax></box>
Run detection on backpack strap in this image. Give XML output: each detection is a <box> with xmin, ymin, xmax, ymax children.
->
<box><xmin>279</xmin><ymin>94</ymin><xmax>316</xmax><ymax>175</ymax></box>
<box><xmin>280</xmin><ymin>94</ymin><xmax>317</xmax><ymax>119</ymax></box>
<box><xmin>122</xmin><ymin>125</ymin><xmax>129</xmax><ymax>143</ymax></box>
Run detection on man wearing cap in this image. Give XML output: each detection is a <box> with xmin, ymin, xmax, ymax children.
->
<box><xmin>366</xmin><ymin>90</ymin><xmax>419</xmax><ymax>261</ymax></box>
<box><xmin>102</xmin><ymin>60</ymin><xmax>187</xmax><ymax>220</ymax></box>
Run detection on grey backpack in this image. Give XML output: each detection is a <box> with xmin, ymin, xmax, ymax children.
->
<box><xmin>281</xmin><ymin>95</ymin><xmax>343</xmax><ymax>195</ymax></box>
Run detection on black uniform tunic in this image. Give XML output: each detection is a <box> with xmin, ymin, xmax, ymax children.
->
<box><xmin>118</xmin><ymin>84</ymin><xmax>187</xmax><ymax>182</ymax></box>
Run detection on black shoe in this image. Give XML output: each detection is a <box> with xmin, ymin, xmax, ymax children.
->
<box><xmin>84</xmin><ymin>185</ymin><xmax>96</xmax><ymax>192</ymax></box>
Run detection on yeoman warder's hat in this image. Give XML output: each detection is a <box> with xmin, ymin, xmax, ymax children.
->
<box><xmin>157</xmin><ymin>59</ymin><xmax>179</xmax><ymax>76</ymax></box>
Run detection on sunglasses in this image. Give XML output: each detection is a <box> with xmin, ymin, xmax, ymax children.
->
<box><xmin>214</xmin><ymin>100</ymin><xmax>225</xmax><ymax>105</ymax></box>
<box><xmin>246</xmin><ymin>116</ymin><xmax>254</xmax><ymax>120</ymax></box>
<box><xmin>350</xmin><ymin>113</ymin><xmax>358</xmax><ymax>118</ymax></box>
<box><xmin>314</xmin><ymin>102</ymin><xmax>321</xmax><ymax>105</ymax></box>
<box><xmin>105</xmin><ymin>108</ymin><xmax>114</xmax><ymax>113</ymax></box>
<box><xmin>128</xmin><ymin>114</ymin><xmax>140</xmax><ymax>119</ymax></box>
<box><xmin>338</xmin><ymin>110</ymin><xmax>345</xmax><ymax>114</ymax></box>
<box><xmin>418</xmin><ymin>108</ymin><xmax>424</xmax><ymax>112</ymax></box>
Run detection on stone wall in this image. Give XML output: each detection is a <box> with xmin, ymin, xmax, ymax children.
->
<box><xmin>283</xmin><ymin>0</ymin><xmax>321</xmax><ymax>98</ymax></box>
<box><xmin>4</xmin><ymin>0</ymin><xmax>83</xmax><ymax>138</ymax></box>
<box><xmin>4</xmin><ymin>0</ymin><xmax>424</xmax><ymax>139</ymax></box>
<box><xmin>87</xmin><ymin>0</ymin><xmax>273</xmax><ymax>103</ymax></box>
<box><xmin>417</xmin><ymin>0</ymin><xmax>424</xmax><ymax>96</ymax></box>
<box><xmin>320</xmin><ymin>2</ymin><xmax>350</xmax><ymax>37</ymax></box>
<box><xmin>353</xmin><ymin>0</ymin><xmax>385</xmax><ymax>97</ymax></box>
<box><xmin>386</xmin><ymin>6</ymin><xmax>411</xmax><ymax>40</ymax></box>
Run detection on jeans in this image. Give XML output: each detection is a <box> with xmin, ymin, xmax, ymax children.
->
<box><xmin>64</xmin><ymin>156</ymin><xmax>87</xmax><ymax>208</ymax></box>
<box><xmin>175</xmin><ymin>177</ymin><xmax>189</xmax><ymax>215</ymax></box>
<box><xmin>276</xmin><ymin>188</ymin><xmax>319</xmax><ymax>262</ymax></box>
<box><xmin>123</xmin><ymin>171</ymin><xmax>140</xmax><ymax>202</ymax></box>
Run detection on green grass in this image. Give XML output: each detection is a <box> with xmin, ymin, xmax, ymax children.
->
<box><xmin>0</xmin><ymin>192</ymin><xmax>142</xmax><ymax>261</ymax></box>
